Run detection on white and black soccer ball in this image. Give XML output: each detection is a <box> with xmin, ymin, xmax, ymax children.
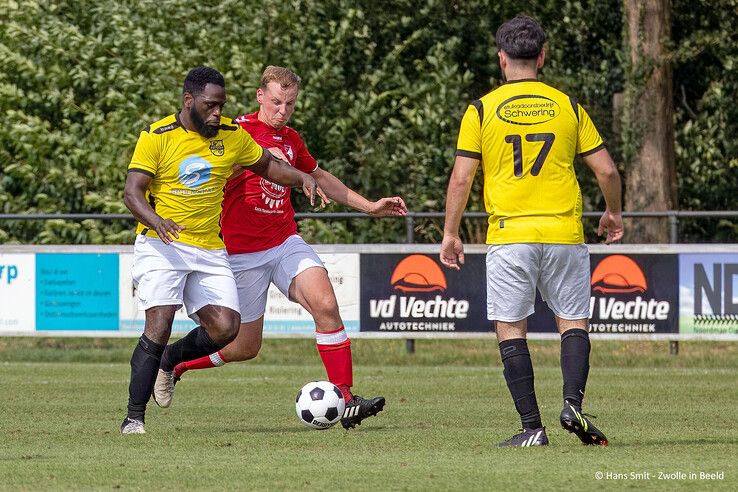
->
<box><xmin>295</xmin><ymin>380</ymin><xmax>346</xmax><ymax>430</ymax></box>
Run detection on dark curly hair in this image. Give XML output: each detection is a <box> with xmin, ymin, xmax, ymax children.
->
<box><xmin>182</xmin><ymin>66</ymin><xmax>225</xmax><ymax>96</ymax></box>
<box><xmin>495</xmin><ymin>15</ymin><xmax>546</xmax><ymax>60</ymax></box>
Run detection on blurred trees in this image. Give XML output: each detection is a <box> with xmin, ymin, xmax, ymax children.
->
<box><xmin>623</xmin><ymin>0</ymin><xmax>677</xmax><ymax>243</ymax></box>
<box><xmin>0</xmin><ymin>0</ymin><xmax>735</xmax><ymax>244</ymax></box>
<box><xmin>671</xmin><ymin>0</ymin><xmax>738</xmax><ymax>241</ymax></box>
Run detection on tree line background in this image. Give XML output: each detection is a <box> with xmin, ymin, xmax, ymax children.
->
<box><xmin>0</xmin><ymin>0</ymin><xmax>735</xmax><ymax>245</ymax></box>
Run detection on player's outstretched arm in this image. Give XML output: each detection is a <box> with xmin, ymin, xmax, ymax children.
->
<box><xmin>440</xmin><ymin>155</ymin><xmax>479</xmax><ymax>270</ymax></box>
<box><xmin>248</xmin><ymin>149</ymin><xmax>329</xmax><ymax>207</ymax></box>
<box><xmin>583</xmin><ymin>148</ymin><xmax>624</xmax><ymax>243</ymax></box>
<box><xmin>312</xmin><ymin>168</ymin><xmax>408</xmax><ymax>216</ymax></box>
<box><xmin>124</xmin><ymin>171</ymin><xmax>184</xmax><ymax>244</ymax></box>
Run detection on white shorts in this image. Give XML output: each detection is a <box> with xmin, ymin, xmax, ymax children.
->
<box><xmin>228</xmin><ymin>235</ymin><xmax>324</xmax><ymax>323</ymax></box>
<box><xmin>131</xmin><ymin>235</ymin><xmax>240</xmax><ymax>319</ymax></box>
<box><xmin>486</xmin><ymin>243</ymin><xmax>591</xmax><ymax>322</ymax></box>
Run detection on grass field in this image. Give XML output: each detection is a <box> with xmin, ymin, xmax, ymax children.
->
<box><xmin>1</xmin><ymin>338</ymin><xmax>737</xmax><ymax>491</ymax></box>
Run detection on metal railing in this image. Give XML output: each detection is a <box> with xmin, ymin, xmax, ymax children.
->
<box><xmin>1</xmin><ymin>210</ymin><xmax>737</xmax><ymax>243</ymax></box>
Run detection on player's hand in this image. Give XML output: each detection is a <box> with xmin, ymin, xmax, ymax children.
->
<box><xmin>368</xmin><ymin>197</ymin><xmax>408</xmax><ymax>217</ymax></box>
<box><xmin>300</xmin><ymin>173</ymin><xmax>329</xmax><ymax>208</ymax></box>
<box><xmin>268</xmin><ymin>147</ymin><xmax>289</xmax><ymax>162</ymax></box>
<box><xmin>440</xmin><ymin>234</ymin><xmax>465</xmax><ymax>270</ymax></box>
<box><xmin>153</xmin><ymin>218</ymin><xmax>185</xmax><ymax>244</ymax></box>
<box><xmin>598</xmin><ymin>210</ymin><xmax>624</xmax><ymax>244</ymax></box>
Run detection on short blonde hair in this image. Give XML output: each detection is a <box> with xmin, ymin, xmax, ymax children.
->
<box><xmin>260</xmin><ymin>66</ymin><xmax>301</xmax><ymax>90</ymax></box>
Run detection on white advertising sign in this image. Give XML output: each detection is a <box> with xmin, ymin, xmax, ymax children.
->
<box><xmin>263</xmin><ymin>253</ymin><xmax>360</xmax><ymax>334</ymax></box>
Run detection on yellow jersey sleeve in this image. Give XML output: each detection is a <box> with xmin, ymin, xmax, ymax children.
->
<box><xmin>234</xmin><ymin>127</ymin><xmax>264</xmax><ymax>167</ymax></box>
<box><xmin>576</xmin><ymin>104</ymin><xmax>605</xmax><ymax>156</ymax></box>
<box><xmin>455</xmin><ymin>103</ymin><xmax>482</xmax><ymax>159</ymax></box>
<box><xmin>128</xmin><ymin>129</ymin><xmax>159</xmax><ymax>175</ymax></box>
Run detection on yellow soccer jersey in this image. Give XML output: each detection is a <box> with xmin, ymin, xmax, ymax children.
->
<box><xmin>456</xmin><ymin>79</ymin><xmax>605</xmax><ymax>244</ymax></box>
<box><xmin>128</xmin><ymin>113</ymin><xmax>264</xmax><ymax>249</ymax></box>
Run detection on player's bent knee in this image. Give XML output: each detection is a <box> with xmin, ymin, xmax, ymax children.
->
<box><xmin>206</xmin><ymin>316</ymin><xmax>240</xmax><ymax>345</ymax></box>
<box><xmin>222</xmin><ymin>319</ymin><xmax>240</xmax><ymax>344</ymax></box>
<box><xmin>313</xmin><ymin>297</ymin><xmax>340</xmax><ymax>319</ymax></box>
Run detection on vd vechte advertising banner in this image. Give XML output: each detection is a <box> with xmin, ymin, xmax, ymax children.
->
<box><xmin>360</xmin><ymin>253</ymin><xmax>488</xmax><ymax>332</ymax></box>
<box><xmin>360</xmin><ymin>251</ymin><xmax>679</xmax><ymax>335</ymax></box>
<box><xmin>587</xmin><ymin>253</ymin><xmax>678</xmax><ymax>334</ymax></box>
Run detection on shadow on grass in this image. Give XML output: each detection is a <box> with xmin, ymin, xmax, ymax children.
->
<box><xmin>616</xmin><ymin>437</ymin><xmax>738</xmax><ymax>447</ymax></box>
<box><xmin>221</xmin><ymin>424</ymin><xmax>392</xmax><ymax>434</ymax></box>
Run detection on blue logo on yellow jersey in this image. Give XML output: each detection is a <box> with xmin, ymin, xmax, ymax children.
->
<box><xmin>178</xmin><ymin>156</ymin><xmax>212</xmax><ymax>188</ymax></box>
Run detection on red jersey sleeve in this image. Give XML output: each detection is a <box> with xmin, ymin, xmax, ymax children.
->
<box><xmin>291</xmin><ymin>130</ymin><xmax>318</xmax><ymax>173</ymax></box>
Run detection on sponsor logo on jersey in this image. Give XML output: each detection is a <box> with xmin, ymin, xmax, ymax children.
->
<box><xmin>209</xmin><ymin>140</ymin><xmax>224</xmax><ymax>156</ymax></box>
<box><xmin>496</xmin><ymin>94</ymin><xmax>561</xmax><ymax>125</ymax></box>
<box><xmin>178</xmin><ymin>155</ymin><xmax>212</xmax><ymax>189</ymax></box>
<box><xmin>259</xmin><ymin>177</ymin><xmax>286</xmax><ymax>209</ymax></box>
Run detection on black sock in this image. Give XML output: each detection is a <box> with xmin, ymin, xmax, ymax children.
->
<box><xmin>127</xmin><ymin>335</ymin><xmax>165</xmax><ymax>421</ymax></box>
<box><xmin>160</xmin><ymin>326</ymin><xmax>222</xmax><ymax>371</ymax></box>
<box><xmin>499</xmin><ymin>338</ymin><xmax>542</xmax><ymax>430</ymax></box>
<box><xmin>560</xmin><ymin>328</ymin><xmax>590</xmax><ymax>409</ymax></box>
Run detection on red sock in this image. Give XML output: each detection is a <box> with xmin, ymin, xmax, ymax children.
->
<box><xmin>316</xmin><ymin>327</ymin><xmax>353</xmax><ymax>401</ymax></box>
<box><xmin>174</xmin><ymin>351</ymin><xmax>227</xmax><ymax>378</ymax></box>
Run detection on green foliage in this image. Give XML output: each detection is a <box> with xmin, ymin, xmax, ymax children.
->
<box><xmin>672</xmin><ymin>0</ymin><xmax>738</xmax><ymax>241</ymax></box>
<box><xmin>0</xmin><ymin>0</ymin><xmax>733</xmax><ymax>244</ymax></box>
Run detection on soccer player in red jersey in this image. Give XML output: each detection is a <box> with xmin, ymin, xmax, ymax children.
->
<box><xmin>154</xmin><ymin>66</ymin><xmax>407</xmax><ymax>429</ymax></box>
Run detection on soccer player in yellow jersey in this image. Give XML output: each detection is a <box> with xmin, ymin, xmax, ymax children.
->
<box><xmin>440</xmin><ymin>16</ymin><xmax>623</xmax><ymax>447</ymax></box>
<box><xmin>120</xmin><ymin>66</ymin><xmax>328</xmax><ymax>434</ymax></box>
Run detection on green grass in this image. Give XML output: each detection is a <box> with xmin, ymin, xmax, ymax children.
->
<box><xmin>1</xmin><ymin>339</ymin><xmax>737</xmax><ymax>490</ymax></box>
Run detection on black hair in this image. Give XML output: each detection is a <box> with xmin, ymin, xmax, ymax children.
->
<box><xmin>182</xmin><ymin>66</ymin><xmax>225</xmax><ymax>96</ymax></box>
<box><xmin>495</xmin><ymin>15</ymin><xmax>546</xmax><ymax>60</ymax></box>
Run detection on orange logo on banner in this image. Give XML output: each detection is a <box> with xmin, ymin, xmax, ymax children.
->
<box><xmin>390</xmin><ymin>255</ymin><xmax>447</xmax><ymax>293</ymax></box>
<box><xmin>591</xmin><ymin>255</ymin><xmax>647</xmax><ymax>294</ymax></box>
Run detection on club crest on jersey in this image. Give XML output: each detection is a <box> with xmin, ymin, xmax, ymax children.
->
<box><xmin>209</xmin><ymin>140</ymin><xmax>225</xmax><ymax>156</ymax></box>
<box><xmin>284</xmin><ymin>144</ymin><xmax>294</xmax><ymax>162</ymax></box>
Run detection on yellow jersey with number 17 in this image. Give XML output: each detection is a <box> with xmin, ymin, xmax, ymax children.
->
<box><xmin>128</xmin><ymin>113</ymin><xmax>264</xmax><ymax>250</ymax></box>
<box><xmin>455</xmin><ymin>79</ymin><xmax>605</xmax><ymax>245</ymax></box>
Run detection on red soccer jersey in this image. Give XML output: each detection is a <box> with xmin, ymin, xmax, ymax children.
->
<box><xmin>221</xmin><ymin>112</ymin><xmax>318</xmax><ymax>254</ymax></box>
